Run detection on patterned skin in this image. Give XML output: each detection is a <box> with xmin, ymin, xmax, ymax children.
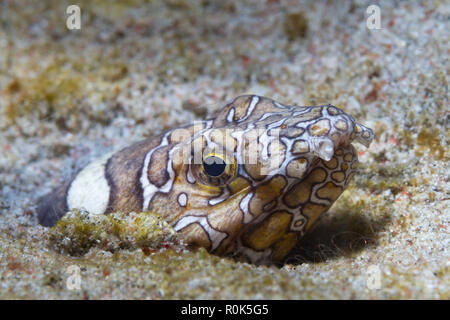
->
<box><xmin>38</xmin><ymin>95</ymin><xmax>373</xmax><ymax>264</ymax></box>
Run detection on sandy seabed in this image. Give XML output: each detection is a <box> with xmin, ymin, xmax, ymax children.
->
<box><xmin>0</xmin><ymin>0</ymin><xmax>448</xmax><ymax>299</ymax></box>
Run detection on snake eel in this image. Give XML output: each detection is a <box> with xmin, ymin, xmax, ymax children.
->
<box><xmin>38</xmin><ymin>95</ymin><xmax>374</xmax><ymax>264</ymax></box>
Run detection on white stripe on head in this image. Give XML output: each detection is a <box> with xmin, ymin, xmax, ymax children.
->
<box><xmin>177</xmin><ymin>192</ymin><xmax>187</xmax><ymax>207</ymax></box>
<box><xmin>237</xmin><ymin>96</ymin><xmax>259</xmax><ymax>123</ymax></box>
<box><xmin>173</xmin><ymin>215</ymin><xmax>227</xmax><ymax>251</ymax></box>
<box><xmin>140</xmin><ymin>132</ymin><xmax>171</xmax><ymax>210</ymax></box>
<box><xmin>239</xmin><ymin>192</ymin><xmax>253</xmax><ymax>224</ymax></box>
<box><xmin>226</xmin><ymin>107</ymin><xmax>235</xmax><ymax>123</ymax></box>
<box><xmin>67</xmin><ymin>153</ymin><xmax>112</xmax><ymax>215</ymax></box>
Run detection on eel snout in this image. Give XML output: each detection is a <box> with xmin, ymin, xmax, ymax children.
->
<box><xmin>354</xmin><ymin>122</ymin><xmax>374</xmax><ymax>148</ymax></box>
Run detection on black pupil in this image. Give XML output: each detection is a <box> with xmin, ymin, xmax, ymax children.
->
<box><xmin>203</xmin><ymin>156</ymin><xmax>226</xmax><ymax>177</ymax></box>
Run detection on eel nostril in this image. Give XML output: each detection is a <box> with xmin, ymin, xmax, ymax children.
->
<box><xmin>354</xmin><ymin>123</ymin><xmax>374</xmax><ymax>147</ymax></box>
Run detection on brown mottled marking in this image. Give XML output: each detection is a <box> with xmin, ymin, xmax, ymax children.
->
<box><xmin>327</xmin><ymin>106</ymin><xmax>341</xmax><ymax>115</ymax></box>
<box><xmin>279</xmin><ymin>127</ymin><xmax>304</xmax><ymax>138</ymax></box>
<box><xmin>335</xmin><ymin>119</ymin><xmax>348</xmax><ymax>131</ymax></box>
<box><xmin>284</xmin><ymin>168</ymin><xmax>327</xmax><ymax>207</ymax></box>
<box><xmin>243</xmin><ymin>129</ymin><xmax>266</xmax><ymax>181</ymax></box>
<box><xmin>291</xmin><ymin>140</ymin><xmax>309</xmax><ymax>154</ymax></box>
<box><xmin>180</xmin><ymin>223</ymin><xmax>212</xmax><ymax>250</ymax></box>
<box><xmin>323</xmin><ymin>156</ymin><xmax>338</xmax><ymax>169</ymax></box>
<box><xmin>317</xmin><ymin>182</ymin><xmax>343</xmax><ymax>201</ymax></box>
<box><xmin>170</xmin><ymin>125</ymin><xmax>201</xmax><ymax>143</ymax></box>
<box><xmin>344</xmin><ymin>153</ymin><xmax>353</xmax><ymax>162</ymax></box>
<box><xmin>148</xmin><ymin>145</ymin><xmax>170</xmax><ymax>187</ymax></box>
<box><xmin>244</xmin><ymin>211</ymin><xmax>292</xmax><ymax>250</ymax></box>
<box><xmin>228</xmin><ymin>96</ymin><xmax>252</xmax><ymax>121</ymax></box>
<box><xmin>331</xmin><ymin>132</ymin><xmax>341</xmax><ymax>141</ymax></box>
<box><xmin>331</xmin><ymin>171</ymin><xmax>346</xmax><ymax>182</ymax></box>
<box><xmin>106</xmin><ymin>138</ymin><xmax>161</xmax><ymax>213</ymax></box>
<box><xmin>228</xmin><ymin>177</ymin><xmax>251</xmax><ymax>194</ymax></box>
<box><xmin>210</xmin><ymin>128</ymin><xmax>237</xmax><ymax>151</ymax></box>
<box><xmin>294</xmin><ymin>107</ymin><xmax>322</xmax><ymax>123</ymax></box>
<box><xmin>271</xmin><ymin>232</ymin><xmax>298</xmax><ymax>261</ymax></box>
<box><xmin>249</xmin><ymin>176</ymin><xmax>287</xmax><ymax>217</ymax></box>
<box><xmin>355</xmin><ymin>123</ymin><xmax>363</xmax><ymax>133</ymax></box>
<box><xmin>308</xmin><ymin>119</ymin><xmax>331</xmax><ymax>136</ymax></box>
<box><xmin>263</xmin><ymin>200</ymin><xmax>277</xmax><ymax>212</ymax></box>
<box><xmin>303</xmin><ymin>203</ymin><xmax>328</xmax><ymax>229</ymax></box>
<box><xmin>346</xmin><ymin>172</ymin><xmax>355</xmax><ymax>185</ymax></box>
<box><xmin>286</xmin><ymin>158</ymin><xmax>308</xmax><ymax>178</ymax></box>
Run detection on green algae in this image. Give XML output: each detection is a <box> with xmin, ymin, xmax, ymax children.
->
<box><xmin>2</xmin><ymin>60</ymin><xmax>122</xmax><ymax>131</ymax></box>
<box><xmin>47</xmin><ymin>210</ymin><xmax>179</xmax><ymax>256</ymax></box>
<box><xmin>415</xmin><ymin>127</ymin><xmax>447</xmax><ymax>160</ymax></box>
<box><xmin>4</xmin><ymin>62</ymin><xmax>82</xmax><ymax>125</ymax></box>
<box><xmin>283</xmin><ymin>11</ymin><xmax>309</xmax><ymax>40</ymax></box>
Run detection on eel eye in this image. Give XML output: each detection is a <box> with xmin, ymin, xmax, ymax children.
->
<box><xmin>203</xmin><ymin>156</ymin><xmax>226</xmax><ymax>177</ymax></box>
<box><xmin>193</xmin><ymin>152</ymin><xmax>237</xmax><ymax>187</ymax></box>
